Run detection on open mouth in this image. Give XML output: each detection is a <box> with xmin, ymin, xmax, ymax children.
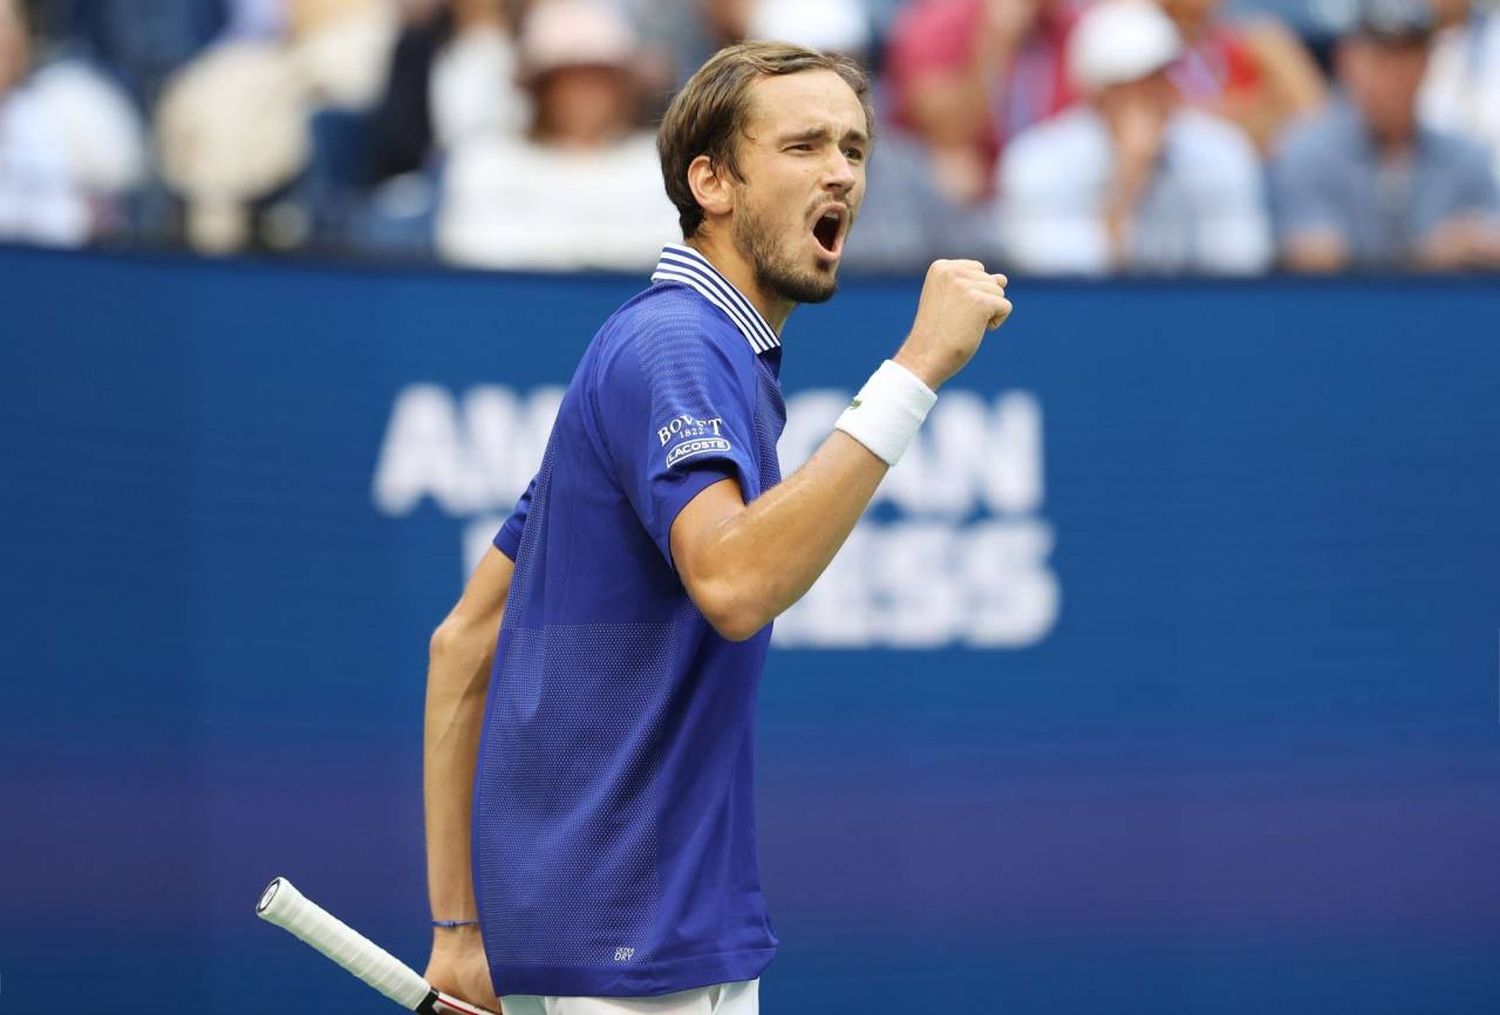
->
<box><xmin>812</xmin><ymin>207</ymin><xmax>846</xmax><ymax>258</ymax></box>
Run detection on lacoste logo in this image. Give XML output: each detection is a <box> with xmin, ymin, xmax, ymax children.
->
<box><xmin>666</xmin><ymin>437</ymin><xmax>731</xmax><ymax>468</ymax></box>
<box><xmin>849</xmin><ymin>398</ymin><xmax>862</xmax><ymax>410</ymax></box>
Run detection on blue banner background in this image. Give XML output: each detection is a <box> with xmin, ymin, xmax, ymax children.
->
<box><xmin>2</xmin><ymin>247</ymin><xmax>1498</xmax><ymax>1013</ymax></box>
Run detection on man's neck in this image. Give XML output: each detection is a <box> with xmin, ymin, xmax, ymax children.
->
<box><xmin>686</xmin><ymin>232</ymin><xmax>794</xmax><ymax>334</ymax></box>
<box><xmin>1372</xmin><ymin>126</ymin><xmax>1418</xmax><ymax>160</ymax></box>
<box><xmin>1359</xmin><ymin>104</ymin><xmax>1419</xmax><ymax>159</ymax></box>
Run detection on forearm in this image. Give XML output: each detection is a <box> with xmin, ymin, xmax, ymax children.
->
<box><xmin>694</xmin><ymin>432</ymin><xmax>887</xmax><ymax>638</ymax></box>
<box><xmin>674</xmin><ymin>262</ymin><xmax>1011</xmax><ymax>641</ymax></box>
<box><xmin>422</xmin><ymin>548</ymin><xmax>514</xmax><ymax>934</ymax></box>
<box><xmin>423</xmin><ymin>615</ymin><xmax>497</xmax><ymax>927</ymax></box>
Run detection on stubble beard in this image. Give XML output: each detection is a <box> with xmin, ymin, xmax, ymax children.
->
<box><xmin>733</xmin><ymin>201</ymin><xmax>839</xmax><ymax>306</ymax></box>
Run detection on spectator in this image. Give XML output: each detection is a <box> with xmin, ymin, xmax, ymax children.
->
<box><xmin>1273</xmin><ymin>0</ymin><xmax>1500</xmax><ymax>271</ymax></box>
<box><xmin>370</xmin><ymin>0</ymin><xmax>528</xmax><ymax>183</ymax></box>
<box><xmin>1158</xmin><ymin>0</ymin><xmax>1327</xmax><ymax>153</ymax></box>
<box><xmin>1420</xmin><ymin>0</ymin><xmax>1500</xmax><ymax>185</ymax></box>
<box><xmin>23</xmin><ymin>60</ymin><xmax>149</xmax><ymax>238</ymax></box>
<box><xmin>999</xmin><ymin>0</ymin><xmax>1271</xmax><ymax>275</ymax></box>
<box><xmin>15</xmin><ymin>1</ymin><xmax>149</xmax><ymax>238</ymax></box>
<box><xmin>436</xmin><ymin>0</ymin><xmax>677</xmax><ymax>269</ymax></box>
<box><xmin>155</xmin><ymin>0</ymin><xmax>403</xmax><ymax>253</ymax></box>
<box><xmin>0</xmin><ymin>0</ymin><xmax>88</xmax><ymax>245</ymax></box>
<box><xmin>155</xmin><ymin>40</ymin><xmax>309</xmax><ymax>252</ymax></box>
<box><xmin>885</xmin><ymin>0</ymin><xmax>1083</xmax><ymax>203</ymax></box>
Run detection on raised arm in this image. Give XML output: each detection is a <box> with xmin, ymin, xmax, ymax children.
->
<box><xmin>672</xmin><ymin>260</ymin><xmax>1011</xmax><ymax>641</ymax></box>
<box><xmin>422</xmin><ymin>545</ymin><xmax>513</xmax><ymax>1009</ymax></box>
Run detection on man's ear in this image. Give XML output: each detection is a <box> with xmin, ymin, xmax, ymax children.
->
<box><xmin>687</xmin><ymin>154</ymin><xmax>734</xmax><ymax>221</ymax></box>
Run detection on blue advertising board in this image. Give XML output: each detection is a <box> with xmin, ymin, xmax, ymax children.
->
<box><xmin>2</xmin><ymin>247</ymin><xmax>1498</xmax><ymax>1013</ymax></box>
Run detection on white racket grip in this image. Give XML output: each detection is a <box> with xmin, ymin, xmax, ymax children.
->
<box><xmin>257</xmin><ymin>876</ymin><xmax>431</xmax><ymax>1010</ymax></box>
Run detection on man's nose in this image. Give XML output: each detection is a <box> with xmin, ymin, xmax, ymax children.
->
<box><xmin>824</xmin><ymin>152</ymin><xmax>858</xmax><ymax>194</ymax></box>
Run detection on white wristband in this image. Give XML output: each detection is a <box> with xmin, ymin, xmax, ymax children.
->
<box><xmin>835</xmin><ymin>360</ymin><xmax>938</xmax><ymax>466</ymax></box>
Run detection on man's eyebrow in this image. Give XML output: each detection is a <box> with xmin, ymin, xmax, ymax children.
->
<box><xmin>779</xmin><ymin>127</ymin><xmax>831</xmax><ymax>143</ymax></box>
<box><xmin>779</xmin><ymin>126</ymin><xmax>871</xmax><ymax>146</ymax></box>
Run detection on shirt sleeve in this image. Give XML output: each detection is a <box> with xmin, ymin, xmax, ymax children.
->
<box><xmin>491</xmin><ymin>475</ymin><xmax>536</xmax><ymax>561</ymax></box>
<box><xmin>1270</xmin><ymin>128</ymin><xmax>1344</xmax><ymax>243</ymax></box>
<box><xmin>593</xmin><ymin>318</ymin><xmax>759</xmax><ymax>568</ymax></box>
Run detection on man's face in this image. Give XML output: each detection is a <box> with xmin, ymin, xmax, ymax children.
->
<box><xmin>1339</xmin><ymin>36</ymin><xmax>1430</xmax><ymax>140</ymax></box>
<box><xmin>725</xmin><ymin>70</ymin><xmax>869</xmax><ymax>306</ymax></box>
<box><xmin>1095</xmin><ymin>70</ymin><xmax>1177</xmax><ymax>129</ymax></box>
<box><xmin>535</xmin><ymin>65</ymin><xmax>634</xmax><ymax>148</ymax></box>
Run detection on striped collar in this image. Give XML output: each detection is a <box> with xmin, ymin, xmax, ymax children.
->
<box><xmin>650</xmin><ymin>244</ymin><xmax>781</xmax><ymax>355</ymax></box>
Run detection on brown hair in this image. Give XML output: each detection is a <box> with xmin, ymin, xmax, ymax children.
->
<box><xmin>657</xmin><ymin>41</ymin><xmax>874</xmax><ymax>238</ymax></box>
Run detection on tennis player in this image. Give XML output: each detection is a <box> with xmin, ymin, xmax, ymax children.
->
<box><xmin>420</xmin><ymin>41</ymin><xmax>1012</xmax><ymax>1015</ymax></box>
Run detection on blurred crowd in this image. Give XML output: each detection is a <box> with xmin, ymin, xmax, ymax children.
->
<box><xmin>1</xmin><ymin>0</ymin><xmax>1497</xmax><ymax>273</ymax></box>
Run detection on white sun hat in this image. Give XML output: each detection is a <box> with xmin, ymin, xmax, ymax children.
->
<box><xmin>1067</xmin><ymin>0</ymin><xmax>1184</xmax><ymax>92</ymax></box>
<box><xmin>747</xmin><ymin>0</ymin><xmax>873</xmax><ymax>57</ymax></box>
<box><xmin>519</xmin><ymin>0</ymin><xmax>640</xmax><ymax>81</ymax></box>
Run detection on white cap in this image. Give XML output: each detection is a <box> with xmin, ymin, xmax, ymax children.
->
<box><xmin>520</xmin><ymin>0</ymin><xmax>639</xmax><ymax>81</ymax></box>
<box><xmin>747</xmin><ymin>0</ymin><xmax>872</xmax><ymax>57</ymax></box>
<box><xmin>1067</xmin><ymin>0</ymin><xmax>1183</xmax><ymax>92</ymax></box>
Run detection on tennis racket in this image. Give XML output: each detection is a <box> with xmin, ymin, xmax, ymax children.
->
<box><xmin>256</xmin><ymin>876</ymin><xmax>498</xmax><ymax>1015</ymax></box>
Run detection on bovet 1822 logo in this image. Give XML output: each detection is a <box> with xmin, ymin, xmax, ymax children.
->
<box><xmin>658</xmin><ymin>413</ymin><xmax>730</xmax><ymax>468</ymax></box>
<box><xmin>657</xmin><ymin>414</ymin><xmax>724</xmax><ymax>445</ymax></box>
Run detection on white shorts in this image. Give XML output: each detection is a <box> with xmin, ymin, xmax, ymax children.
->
<box><xmin>501</xmin><ymin>979</ymin><xmax>758</xmax><ymax>1015</ymax></box>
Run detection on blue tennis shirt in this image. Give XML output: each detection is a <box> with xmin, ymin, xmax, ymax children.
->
<box><xmin>473</xmin><ymin>245</ymin><xmax>786</xmax><ymax>997</ymax></box>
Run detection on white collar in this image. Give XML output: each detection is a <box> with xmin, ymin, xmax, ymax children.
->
<box><xmin>650</xmin><ymin>244</ymin><xmax>780</xmax><ymax>355</ymax></box>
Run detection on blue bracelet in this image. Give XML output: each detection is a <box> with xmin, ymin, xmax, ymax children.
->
<box><xmin>432</xmin><ymin>919</ymin><xmax>479</xmax><ymax>928</ymax></box>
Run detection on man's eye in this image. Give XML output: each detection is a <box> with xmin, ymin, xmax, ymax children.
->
<box><xmin>788</xmin><ymin>144</ymin><xmax>813</xmax><ymax>152</ymax></box>
<box><xmin>845</xmin><ymin>149</ymin><xmax>865</xmax><ymax>162</ymax></box>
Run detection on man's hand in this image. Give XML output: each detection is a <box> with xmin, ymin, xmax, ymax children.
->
<box><xmin>425</xmin><ymin>929</ymin><xmax>502</xmax><ymax>1012</ymax></box>
<box><xmin>894</xmin><ymin>260</ymin><xmax>1012</xmax><ymax>391</ymax></box>
<box><xmin>1419</xmin><ymin>215</ymin><xmax>1500</xmax><ymax>271</ymax></box>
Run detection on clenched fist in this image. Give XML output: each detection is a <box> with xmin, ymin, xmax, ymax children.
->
<box><xmin>893</xmin><ymin>260</ymin><xmax>1012</xmax><ymax>391</ymax></box>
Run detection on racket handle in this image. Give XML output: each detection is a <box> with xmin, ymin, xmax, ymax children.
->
<box><xmin>256</xmin><ymin>876</ymin><xmax>431</xmax><ymax>1009</ymax></box>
